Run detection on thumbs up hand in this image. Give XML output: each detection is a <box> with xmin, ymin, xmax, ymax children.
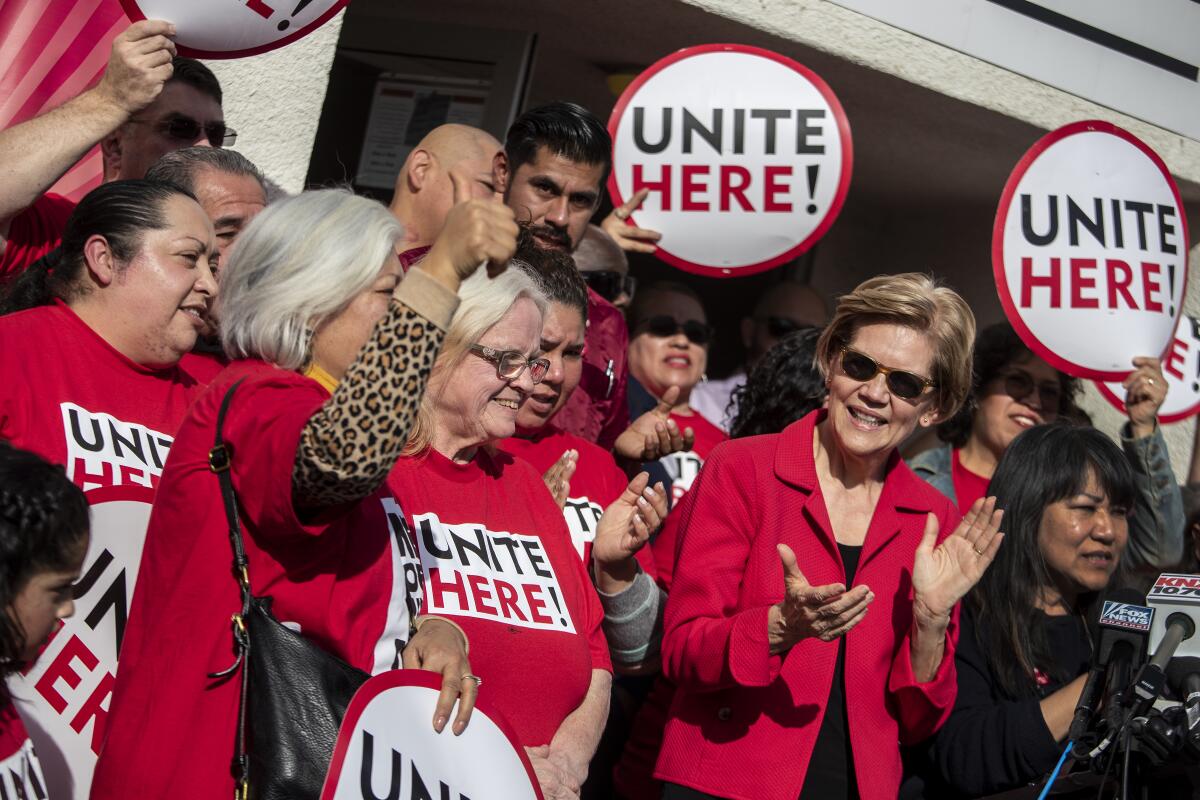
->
<box><xmin>419</xmin><ymin>172</ymin><xmax>519</xmax><ymax>291</ymax></box>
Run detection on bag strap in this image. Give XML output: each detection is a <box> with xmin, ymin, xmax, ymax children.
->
<box><xmin>205</xmin><ymin>379</ymin><xmax>251</xmax><ymax>800</ymax></box>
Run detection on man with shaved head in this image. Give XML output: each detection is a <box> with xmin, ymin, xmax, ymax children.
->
<box><xmin>575</xmin><ymin>223</ymin><xmax>635</xmax><ymax>313</ymax></box>
<box><xmin>390</xmin><ymin>123</ymin><xmax>502</xmax><ymax>268</ymax></box>
<box><xmin>691</xmin><ymin>281</ymin><xmax>829</xmax><ymax>430</ymax></box>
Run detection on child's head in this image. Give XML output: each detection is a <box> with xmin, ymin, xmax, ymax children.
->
<box><xmin>0</xmin><ymin>444</ymin><xmax>89</xmax><ymax>669</ymax></box>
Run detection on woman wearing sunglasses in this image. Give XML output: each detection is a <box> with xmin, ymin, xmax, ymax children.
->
<box><xmin>909</xmin><ymin>321</ymin><xmax>1183</xmax><ymax>571</ymax></box>
<box><xmin>387</xmin><ymin>267</ymin><xmax>614</xmax><ymax>800</ymax></box>
<box><xmin>655</xmin><ymin>273</ymin><xmax>1003</xmax><ymax>800</ymax></box>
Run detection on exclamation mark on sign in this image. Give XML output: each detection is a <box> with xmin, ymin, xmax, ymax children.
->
<box><xmin>805</xmin><ymin>165</ymin><xmax>819</xmax><ymax>214</ymax></box>
<box><xmin>1168</xmin><ymin>264</ymin><xmax>1176</xmax><ymax>316</ymax></box>
<box><xmin>547</xmin><ymin>585</ymin><xmax>567</xmax><ymax>627</ymax></box>
<box><xmin>277</xmin><ymin>0</ymin><xmax>313</xmax><ymax>30</ymax></box>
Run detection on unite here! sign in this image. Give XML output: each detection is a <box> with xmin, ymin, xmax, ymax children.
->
<box><xmin>993</xmin><ymin>121</ymin><xmax>1189</xmax><ymax>381</ymax></box>
<box><xmin>607</xmin><ymin>44</ymin><xmax>853</xmax><ymax>277</ymax></box>
<box><xmin>120</xmin><ymin>0</ymin><xmax>348</xmax><ymax>58</ymax></box>
<box><xmin>321</xmin><ymin>671</ymin><xmax>542</xmax><ymax>800</ymax></box>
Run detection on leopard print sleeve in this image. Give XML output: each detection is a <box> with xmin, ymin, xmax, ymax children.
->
<box><xmin>292</xmin><ymin>269</ymin><xmax>457</xmax><ymax>509</ymax></box>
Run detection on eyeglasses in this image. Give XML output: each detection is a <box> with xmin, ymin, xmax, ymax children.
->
<box><xmin>582</xmin><ymin>271</ymin><xmax>636</xmax><ymax>304</ymax></box>
<box><xmin>133</xmin><ymin>115</ymin><xmax>237</xmax><ymax>147</ymax></box>
<box><xmin>839</xmin><ymin>347</ymin><xmax>936</xmax><ymax>400</ymax></box>
<box><xmin>469</xmin><ymin>344</ymin><xmax>550</xmax><ymax>384</ymax></box>
<box><xmin>636</xmin><ymin>315</ymin><xmax>713</xmax><ymax>346</ymax></box>
<box><xmin>995</xmin><ymin>369</ymin><xmax>1062</xmax><ymax>412</ymax></box>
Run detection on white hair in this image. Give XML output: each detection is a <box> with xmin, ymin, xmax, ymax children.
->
<box><xmin>216</xmin><ymin>188</ymin><xmax>403</xmax><ymax>369</ymax></box>
<box><xmin>404</xmin><ymin>263</ymin><xmax>547</xmax><ymax>454</ymax></box>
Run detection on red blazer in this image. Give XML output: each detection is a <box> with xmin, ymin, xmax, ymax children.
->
<box><xmin>656</xmin><ymin>410</ymin><xmax>962</xmax><ymax>800</ymax></box>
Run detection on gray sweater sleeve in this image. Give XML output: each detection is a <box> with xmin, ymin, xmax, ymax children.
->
<box><xmin>1121</xmin><ymin>422</ymin><xmax>1185</xmax><ymax>571</ymax></box>
<box><xmin>597</xmin><ymin>566</ymin><xmax>665</xmax><ymax>668</ymax></box>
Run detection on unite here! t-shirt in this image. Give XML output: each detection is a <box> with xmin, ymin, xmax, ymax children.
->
<box><xmin>498</xmin><ymin>426</ymin><xmax>657</xmax><ymax>581</ymax></box>
<box><xmin>0</xmin><ymin>300</ymin><xmax>206</xmax><ymax>800</ymax></box>
<box><xmin>388</xmin><ymin>447</ymin><xmax>612</xmax><ymax>748</ymax></box>
<box><xmin>91</xmin><ymin>361</ymin><xmax>424</xmax><ymax>799</ymax></box>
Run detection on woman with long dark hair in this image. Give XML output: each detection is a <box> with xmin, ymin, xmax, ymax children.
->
<box><xmin>727</xmin><ymin>327</ymin><xmax>826</xmax><ymax>440</ymax></box>
<box><xmin>920</xmin><ymin>423</ymin><xmax>1136</xmax><ymax>797</ymax></box>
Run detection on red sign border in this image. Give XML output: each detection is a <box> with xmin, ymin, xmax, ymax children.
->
<box><xmin>1092</xmin><ymin>313</ymin><xmax>1200</xmax><ymax>425</ymax></box>
<box><xmin>119</xmin><ymin>0</ymin><xmax>349</xmax><ymax>59</ymax></box>
<box><xmin>606</xmin><ymin>43</ymin><xmax>854</xmax><ymax>279</ymax></box>
<box><xmin>319</xmin><ymin>669</ymin><xmax>544</xmax><ymax>800</ymax></box>
<box><xmin>991</xmin><ymin>119</ymin><xmax>1190</xmax><ymax>381</ymax></box>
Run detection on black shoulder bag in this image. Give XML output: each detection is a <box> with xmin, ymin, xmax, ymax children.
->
<box><xmin>207</xmin><ymin>381</ymin><xmax>369</xmax><ymax>800</ymax></box>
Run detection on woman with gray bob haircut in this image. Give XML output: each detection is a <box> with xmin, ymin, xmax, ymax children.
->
<box><xmin>94</xmin><ymin>187</ymin><xmax>521</xmax><ymax>798</ymax></box>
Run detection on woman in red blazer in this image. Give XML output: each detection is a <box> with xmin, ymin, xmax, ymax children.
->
<box><xmin>656</xmin><ymin>273</ymin><xmax>1005</xmax><ymax>800</ymax></box>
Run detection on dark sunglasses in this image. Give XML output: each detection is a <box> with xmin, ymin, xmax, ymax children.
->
<box><xmin>840</xmin><ymin>347</ymin><xmax>936</xmax><ymax>400</ymax></box>
<box><xmin>995</xmin><ymin>370</ymin><xmax>1061</xmax><ymax>412</ymax></box>
<box><xmin>469</xmin><ymin>344</ymin><xmax>550</xmax><ymax>384</ymax></box>
<box><xmin>137</xmin><ymin>115</ymin><xmax>237</xmax><ymax>147</ymax></box>
<box><xmin>582</xmin><ymin>271</ymin><xmax>636</xmax><ymax>304</ymax></box>
<box><xmin>637</xmin><ymin>315</ymin><xmax>713</xmax><ymax>346</ymax></box>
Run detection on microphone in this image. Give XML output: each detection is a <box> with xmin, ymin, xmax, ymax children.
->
<box><xmin>1129</xmin><ymin>574</ymin><xmax>1200</xmax><ymax>716</ymax></box>
<box><xmin>1165</xmin><ymin>656</ymin><xmax>1200</xmax><ymax>708</ymax></box>
<box><xmin>1067</xmin><ymin>589</ymin><xmax>1153</xmax><ymax>742</ymax></box>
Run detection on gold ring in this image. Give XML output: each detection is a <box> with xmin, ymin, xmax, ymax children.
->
<box><xmin>462</xmin><ymin>673</ymin><xmax>482</xmax><ymax>687</ymax></box>
<box><xmin>973</xmin><ymin>546</ymin><xmax>985</xmax><ymax>556</ymax></box>
<box><xmin>1146</xmin><ymin>377</ymin><xmax>1156</xmax><ymax>386</ymax></box>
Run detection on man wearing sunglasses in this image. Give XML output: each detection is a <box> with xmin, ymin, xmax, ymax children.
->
<box><xmin>691</xmin><ymin>282</ymin><xmax>828</xmax><ymax>431</ymax></box>
<box><xmin>0</xmin><ymin>21</ymin><xmax>226</xmax><ymax>281</ymax></box>
<box><xmin>575</xmin><ymin>224</ymin><xmax>635</xmax><ymax>313</ymax></box>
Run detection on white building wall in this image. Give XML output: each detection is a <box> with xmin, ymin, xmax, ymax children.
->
<box><xmin>205</xmin><ymin>11</ymin><xmax>345</xmax><ymax>195</ymax></box>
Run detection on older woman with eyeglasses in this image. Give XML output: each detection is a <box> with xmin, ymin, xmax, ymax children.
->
<box><xmin>654</xmin><ymin>273</ymin><xmax>1004</xmax><ymax>800</ymax></box>
<box><xmin>387</xmin><ymin>267</ymin><xmax>623</xmax><ymax>800</ymax></box>
<box><xmin>909</xmin><ymin>321</ymin><xmax>1183</xmax><ymax>571</ymax></box>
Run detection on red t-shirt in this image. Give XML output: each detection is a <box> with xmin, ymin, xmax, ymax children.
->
<box><xmin>92</xmin><ymin>362</ymin><xmax>424</xmax><ymax>798</ymax></box>
<box><xmin>0</xmin><ymin>300</ymin><xmax>205</xmax><ymax>800</ymax></box>
<box><xmin>498</xmin><ymin>426</ymin><xmax>655</xmax><ymax>579</ymax></box>
<box><xmin>388</xmin><ymin>447</ymin><xmax>611</xmax><ymax>747</ymax></box>
<box><xmin>0</xmin><ymin>700</ymin><xmax>48</xmax><ymax>798</ymax></box>
<box><xmin>0</xmin><ymin>194</ymin><xmax>75</xmax><ymax>283</ymax></box>
<box><xmin>179</xmin><ymin>349</ymin><xmax>229</xmax><ymax>384</ymax></box>
<box><xmin>951</xmin><ymin>448</ymin><xmax>991</xmax><ymax>516</ymax></box>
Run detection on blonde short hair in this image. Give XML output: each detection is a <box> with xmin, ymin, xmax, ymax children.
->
<box><xmin>404</xmin><ymin>264</ymin><xmax>547</xmax><ymax>455</ymax></box>
<box><xmin>815</xmin><ymin>273</ymin><xmax>975</xmax><ymax>417</ymax></box>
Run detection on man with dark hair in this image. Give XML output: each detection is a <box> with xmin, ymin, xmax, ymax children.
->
<box><xmin>496</xmin><ymin>102</ymin><xmax>633</xmax><ymax>448</ymax></box>
<box><xmin>495</xmin><ymin>101</ymin><xmax>610</xmax><ymax>253</ymax></box>
<box><xmin>0</xmin><ymin>21</ymin><xmax>228</xmax><ymax>280</ymax></box>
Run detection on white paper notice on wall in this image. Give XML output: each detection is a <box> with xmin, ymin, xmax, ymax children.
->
<box><xmin>992</xmin><ymin>120</ymin><xmax>1189</xmax><ymax>381</ymax></box>
<box><xmin>120</xmin><ymin>0</ymin><xmax>348</xmax><ymax>59</ymax></box>
<box><xmin>607</xmin><ymin>44</ymin><xmax>853</xmax><ymax>278</ymax></box>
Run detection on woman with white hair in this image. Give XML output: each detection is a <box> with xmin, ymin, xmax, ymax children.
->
<box><xmin>388</xmin><ymin>265</ymin><xmax>642</xmax><ymax>800</ymax></box>
<box><xmin>93</xmin><ymin>187</ymin><xmax>518</xmax><ymax>798</ymax></box>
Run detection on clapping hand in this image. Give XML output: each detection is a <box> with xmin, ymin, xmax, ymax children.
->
<box><xmin>911</xmin><ymin>497</ymin><xmax>1004</xmax><ymax>628</ymax></box>
<box><xmin>768</xmin><ymin>544</ymin><xmax>874</xmax><ymax>654</ymax></box>
<box><xmin>542</xmin><ymin>449</ymin><xmax>578</xmax><ymax>509</ymax></box>
<box><xmin>592</xmin><ymin>472</ymin><xmax>668</xmax><ymax>567</ymax></box>
<box><xmin>613</xmin><ymin>385</ymin><xmax>695</xmax><ymax>462</ymax></box>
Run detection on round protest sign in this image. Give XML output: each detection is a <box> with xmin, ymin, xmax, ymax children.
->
<box><xmin>321</xmin><ymin>670</ymin><xmax>543</xmax><ymax>800</ymax></box>
<box><xmin>607</xmin><ymin>44</ymin><xmax>853</xmax><ymax>277</ymax></box>
<box><xmin>9</xmin><ymin>484</ymin><xmax>155</xmax><ymax>800</ymax></box>
<box><xmin>1095</xmin><ymin>315</ymin><xmax>1200</xmax><ymax>424</ymax></box>
<box><xmin>120</xmin><ymin>0</ymin><xmax>348</xmax><ymax>59</ymax></box>
<box><xmin>993</xmin><ymin>120</ymin><xmax>1189</xmax><ymax>381</ymax></box>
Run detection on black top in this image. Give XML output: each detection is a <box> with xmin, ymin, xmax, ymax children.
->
<box><xmin>916</xmin><ymin>606</ymin><xmax>1092</xmax><ymax>798</ymax></box>
<box><xmin>798</xmin><ymin>543</ymin><xmax>863</xmax><ymax>800</ymax></box>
